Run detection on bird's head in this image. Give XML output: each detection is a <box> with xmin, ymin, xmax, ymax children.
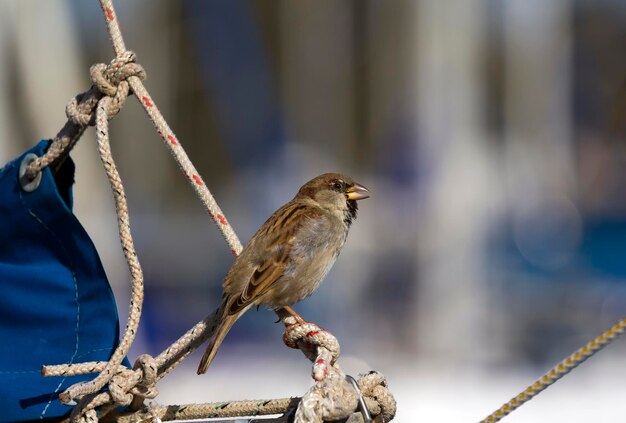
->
<box><xmin>296</xmin><ymin>173</ymin><xmax>370</xmax><ymax>226</ymax></box>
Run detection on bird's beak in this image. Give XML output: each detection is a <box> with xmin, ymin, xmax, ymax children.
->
<box><xmin>346</xmin><ymin>183</ymin><xmax>370</xmax><ymax>200</ymax></box>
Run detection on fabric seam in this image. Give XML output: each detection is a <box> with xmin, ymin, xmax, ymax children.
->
<box><xmin>16</xmin><ymin>176</ymin><xmax>81</xmax><ymax>419</ymax></box>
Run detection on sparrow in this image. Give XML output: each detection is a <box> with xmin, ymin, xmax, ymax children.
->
<box><xmin>197</xmin><ymin>173</ymin><xmax>370</xmax><ymax>374</ymax></box>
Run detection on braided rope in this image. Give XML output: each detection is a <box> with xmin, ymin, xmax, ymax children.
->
<box><xmin>107</xmin><ymin>398</ymin><xmax>300</xmax><ymax>422</ymax></box>
<box><xmin>23</xmin><ymin>93</ymin><xmax>94</xmax><ymax>180</ymax></box>
<box><xmin>99</xmin><ymin>371</ymin><xmax>395</xmax><ymax>423</ymax></box>
<box><xmin>100</xmin><ymin>0</ymin><xmax>243</xmax><ymax>255</ymax></box>
<box><xmin>46</xmin><ymin>358</ymin><xmax>396</xmax><ymax>422</ymax></box>
<box><xmin>23</xmin><ymin>52</ymin><xmax>143</xmax><ymax>180</ymax></box>
<box><xmin>57</xmin><ymin>94</ymin><xmax>145</xmax><ymax>406</ymax></box>
<box><xmin>42</xmin><ymin>0</ymin><xmax>241</xmax><ymax>409</ymax></box>
<box><xmin>35</xmin><ymin>1</ymin><xmax>397</xmax><ymax>421</ymax></box>
<box><xmin>282</xmin><ymin>318</ymin><xmax>341</xmax><ymax>382</ymax></box>
<box><xmin>481</xmin><ymin>317</ymin><xmax>626</xmax><ymax>422</ymax></box>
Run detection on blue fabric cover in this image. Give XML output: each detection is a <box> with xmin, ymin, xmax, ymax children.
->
<box><xmin>0</xmin><ymin>140</ymin><xmax>125</xmax><ymax>421</ymax></box>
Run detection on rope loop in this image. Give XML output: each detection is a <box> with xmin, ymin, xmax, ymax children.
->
<box><xmin>283</xmin><ymin>320</ymin><xmax>341</xmax><ymax>365</ymax></box>
<box><xmin>133</xmin><ymin>354</ymin><xmax>158</xmax><ymax>387</ymax></box>
<box><xmin>130</xmin><ymin>354</ymin><xmax>159</xmax><ymax>400</ymax></box>
<box><xmin>64</xmin><ymin>53</ymin><xmax>145</xmax><ymax>128</ymax></box>
<box><xmin>294</xmin><ymin>370</ymin><xmax>396</xmax><ymax>423</ymax></box>
<box><xmin>282</xmin><ymin>319</ymin><xmax>341</xmax><ymax>381</ymax></box>
<box><xmin>90</xmin><ymin>52</ymin><xmax>145</xmax><ymax>94</ymax></box>
<box><xmin>87</xmin><ymin>52</ymin><xmax>145</xmax><ymax>123</ymax></box>
<box><xmin>65</xmin><ymin>91</ymin><xmax>98</xmax><ymax>127</ymax></box>
<box><xmin>358</xmin><ymin>372</ymin><xmax>397</xmax><ymax>422</ymax></box>
<box><xmin>107</xmin><ymin>370</ymin><xmax>134</xmax><ymax>406</ymax></box>
<box><xmin>24</xmin><ymin>51</ymin><xmax>146</xmax><ymax>181</ymax></box>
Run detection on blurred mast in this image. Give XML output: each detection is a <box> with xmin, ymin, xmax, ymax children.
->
<box><xmin>413</xmin><ymin>0</ymin><xmax>495</xmax><ymax>364</ymax></box>
<box><xmin>503</xmin><ymin>1</ymin><xmax>575</xmax><ymax>210</ymax></box>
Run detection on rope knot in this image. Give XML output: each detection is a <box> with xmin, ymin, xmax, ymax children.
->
<box><xmin>295</xmin><ymin>371</ymin><xmax>397</xmax><ymax>423</ymax></box>
<box><xmin>283</xmin><ymin>320</ymin><xmax>341</xmax><ymax>381</ymax></box>
<box><xmin>103</xmin><ymin>357</ymin><xmax>159</xmax><ymax>406</ymax></box>
<box><xmin>108</xmin><ymin>369</ymin><xmax>135</xmax><ymax>406</ymax></box>
<box><xmin>283</xmin><ymin>322</ymin><xmax>340</xmax><ymax>360</ymax></box>
<box><xmin>90</xmin><ymin>51</ymin><xmax>145</xmax><ymax>97</ymax></box>
<box><xmin>130</xmin><ymin>354</ymin><xmax>159</xmax><ymax>399</ymax></box>
<box><xmin>65</xmin><ymin>51</ymin><xmax>146</xmax><ymax>127</ymax></box>
<box><xmin>358</xmin><ymin>371</ymin><xmax>397</xmax><ymax>422</ymax></box>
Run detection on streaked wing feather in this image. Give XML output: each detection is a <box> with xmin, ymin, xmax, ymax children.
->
<box><xmin>227</xmin><ymin>202</ymin><xmax>321</xmax><ymax>315</ymax></box>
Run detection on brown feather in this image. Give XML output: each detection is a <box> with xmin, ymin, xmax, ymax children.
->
<box><xmin>197</xmin><ymin>300</ymin><xmax>245</xmax><ymax>374</ymax></box>
<box><xmin>227</xmin><ymin>204</ymin><xmax>322</xmax><ymax>314</ymax></box>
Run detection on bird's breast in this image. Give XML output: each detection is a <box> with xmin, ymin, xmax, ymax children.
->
<box><xmin>263</xmin><ymin>216</ymin><xmax>347</xmax><ymax>307</ymax></box>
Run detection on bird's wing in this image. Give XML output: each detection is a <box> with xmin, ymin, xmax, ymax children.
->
<box><xmin>226</xmin><ymin>202</ymin><xmax>320</xmax><ymax>315</ymax></box>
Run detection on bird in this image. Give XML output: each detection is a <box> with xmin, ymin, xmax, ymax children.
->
<box><xmin>197</xmin><ymin>173</ymin><xmax>370</xmax><ymax>374</ymax></box>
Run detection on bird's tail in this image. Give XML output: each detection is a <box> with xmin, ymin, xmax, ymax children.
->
<box><xmin>197</xmin><ymin>301</ymin><xmax>241</xmax><ymax>375</ymax></box>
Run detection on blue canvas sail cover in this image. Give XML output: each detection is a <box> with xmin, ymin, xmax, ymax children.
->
<box><xmin>0</xmin><ymin>140</ymin><xmax>126</xmax><ymax>421</ymax></box>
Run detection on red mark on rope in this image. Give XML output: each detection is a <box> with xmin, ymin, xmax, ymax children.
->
<box><xmin>105</xmin><ymin>7</ymin><xmax>114</xmax><ymax>21</ymax></box>
<box><xmin>315</xmin><ymin>359</ymin><xmax>325</xmax><ymax>365</ymax></box>
<box><xmin>217</xmin><ymin>214</ymin><xmax>228</xmax><ymax>225</ymax></box>
<box><xmin>230</xmin><ymin>248</ymin><xmax>238</xmax><ymax>257</ymax></box>
<box><xmin>192</xmin><ymin>174</ymin><xmax>203</xmax><ymax>186</ymax></box>
<box><xmin>142</xmin><ymin>96</ymin><xmax>153</xmax><ymax>107</ymax></box>
<box><xmin>306</xmin><ymin>331</ymin><xmax>320</xmax><ymax>337</ymax></box>
<box><xmin>167</xmin><ymin>134</ymin><xmax>178</xmax><ymax>145</ymax></box>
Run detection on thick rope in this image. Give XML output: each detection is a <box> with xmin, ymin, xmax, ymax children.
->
<box><xmin>45</xmin><ymin>331</ymin><xmax>396</xmax><ymax>423</ymax></box>
<box><xmin>106</xmin><ymin>397</ymin><xmax>300</xmax><ymax>422</ymax></box>
<box><xmin>99</xmin><ymin>371</ymin><xmax>395</xmax><ymax>423</ymax></box>
<box><xmin>481</xmin><ymin>317</ymin><xmax>626</xmax><ymax>422</ymax></box>
<box><xmin>45</xmin><ymin>314</ymin><xmax>397</xmax><ymax>422</ymax></box>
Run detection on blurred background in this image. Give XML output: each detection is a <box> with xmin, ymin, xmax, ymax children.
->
<box><xmin>2</xmin><ymin>0</ymin><xmax>626</xmax><ymax>421</ymax></box>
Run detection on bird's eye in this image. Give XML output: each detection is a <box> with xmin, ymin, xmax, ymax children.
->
<box><xmin>332</xmin><ymin>181</ymin><xmax>343</xmax><ymax>191</ymax></box>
